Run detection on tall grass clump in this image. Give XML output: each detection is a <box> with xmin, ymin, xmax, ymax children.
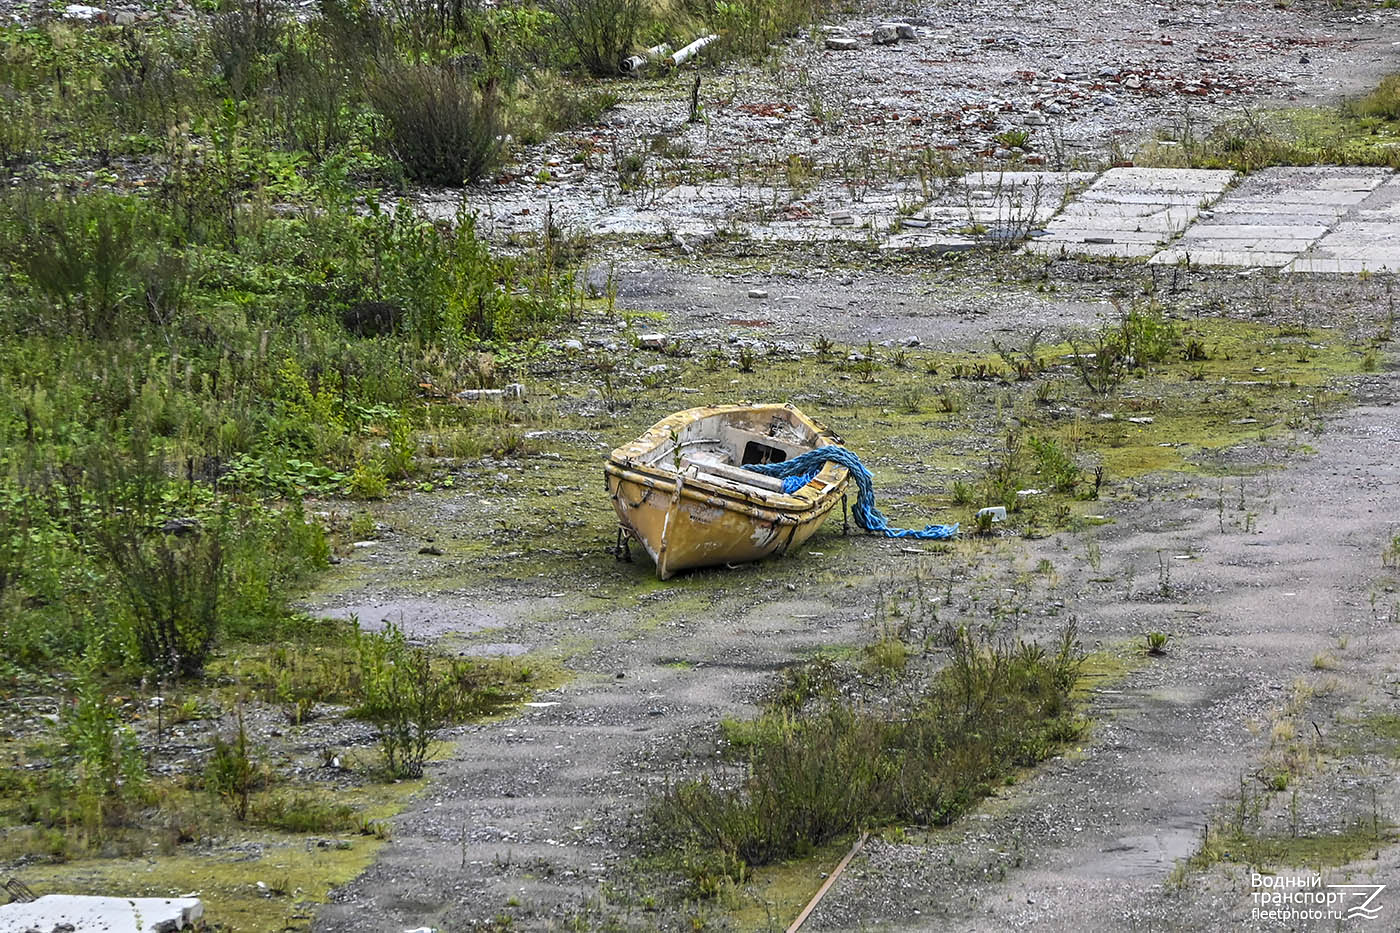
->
<box><xmin>368</xmin><ymin>62</ymin><xmax>501</xmax><ymax>185</ymax></box>
<box><xmin>1349</xmin><ymin>73</ymin><xmax>1400</xmax><ymax>122</ymax></box>
<box><xmin>649</xmin><ymin>624</ymin><xmax>1084</xmax><ymax>882</ymax></box>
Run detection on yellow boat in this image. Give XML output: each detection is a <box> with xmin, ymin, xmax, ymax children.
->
<box><xmin>604</xmin><ymin>403</ymin><xmax>852</xmax><ymax>580</ymax></box>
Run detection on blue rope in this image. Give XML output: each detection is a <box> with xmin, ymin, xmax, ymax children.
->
<box><xmin>743</xmin><ymin>445</ymin><xmax>959</xmax><ymax>540</ymax></box>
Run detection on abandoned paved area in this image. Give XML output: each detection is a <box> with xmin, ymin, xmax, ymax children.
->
<box><xmin>462</xmin><ymin>164</ymin><xmax>1400</xmax><ymax>271</ymax></box>
<box><xmin>312</xmin><ymin>1</ymin><xmax>1400</xmax><ymax>930</ymax></box>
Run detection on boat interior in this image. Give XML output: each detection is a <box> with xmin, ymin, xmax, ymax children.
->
<box><xmin>638</xmin><ymin>410</ymin><xmax>824</xmax><ymax>497</ymax></box>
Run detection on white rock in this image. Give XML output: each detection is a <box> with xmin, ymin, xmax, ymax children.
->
<box><xmin>825</xmin><ymin>35</ymin><xmax>860</xmax><ymax>51</ymax></box>
<box><xmin>63</xmin><ymin>4</ymin><xmax>106</xmax><ymax>19</ymax></box>
<box><xmin>639</xmin><ymin>332</ymin><xmax>667</xmax><ymax>349</ymax></box>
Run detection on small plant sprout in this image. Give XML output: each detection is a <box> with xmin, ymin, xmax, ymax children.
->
<box><xmin>1145</xmin><ymin>632</ymin><xmax>1170</xmax><ymax>656</ymax></box>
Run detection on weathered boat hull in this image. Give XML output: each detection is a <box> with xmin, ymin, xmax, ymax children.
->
<box><xmin>604</xmin><ymin>404</ymin><xmax>849</xmax><ymax>579</ymax></box>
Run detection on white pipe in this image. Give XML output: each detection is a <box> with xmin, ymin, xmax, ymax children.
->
<box><xmin>620</xmin><ymin>43</ymin><xmax>672</xmax><ymax>74</ymax></box>
<box><xmin>666</xmin><ymin>34</ymin><xmax>718</xmax><ymax>68</ymax></box>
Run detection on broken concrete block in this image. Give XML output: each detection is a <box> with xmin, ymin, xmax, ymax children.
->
<box><xmin>458</xmin><ymin>389</ymin><xmax>503</xmax><ymax>402</ymax></box>
<box><xmin>0</xmin><ymin>895</ymin><xmax>204</xmax><ymax>933</ymax></box>
<box><xmin>639</xmin><ymin>333</ymin><xmax>667</xmax><ymax>350</ymax></box>
<box><xmin>503</xmin><ymin>383</ymin><xmax>526</xmax><ymax>399</ymax></box>
<box><xmin>825</xmin><ymin>35</ymin><xmax>860</xmax><ymax>51</ymax></box>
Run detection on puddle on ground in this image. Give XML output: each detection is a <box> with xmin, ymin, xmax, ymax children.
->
<box><xmin>319</xmin><ymin>598</ymin><xmax>499</xmax><ymax>638</ymax></box>
<box><xmin>461</xmin><ymin>642</ymin><xmax>532</xmax><ymax>657</ymax></box>
<box><xmin>1093</xmin><ymin>821</ymin><xmax>1205</xmax><ymax>877</ymax></box>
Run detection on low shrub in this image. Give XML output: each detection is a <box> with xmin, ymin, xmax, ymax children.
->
<box><xmin>258</xmin><ymin>793</ymin><xmax>358</xmax><ymax>833</ymax></box>
<box><xmin>1353</xmin><ymin>73</ymin><xmax>1400</xmax><ymax>122</ymax></box>
<box><xmin>205</xmin><ymin>712</ymin><xmax>262</xmax><ymax>821</ymax></box>
<box><xmin>1028</xmin><ymin>435</ymin><xmax>1079</xmax><ymax>493</ymax></box>
<box><xmin>547</xmin><ymin>0</ymin><xmax>643</xmax><ymax>77</ymax></box>
<box><xmin>62</xmin><ymin>656</ymin><xmax>150</xmax><ymax>838</ymax></box>
<box><xmin>649</xmin><ymin>624</ymin><xmax>1084</xmax><ymax>877</ymax></box>
<box><xmin>367</xmin><ymin>62</ymin><xmax>501</xmax><ymax>186</ymax></box>
<box><xmin>353</xmin><ymin>624</ymin><xmax>452</xmax><ymax>778</ymax></box>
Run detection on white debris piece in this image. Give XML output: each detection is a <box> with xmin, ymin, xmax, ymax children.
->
<box><xmin>0</xmin><ymin>895</ymin><xmax>204</xmax><ymax>933</ymax></box>
<box><xmin>458</xmin><ymin>388</ymin><xmax>503</xmax><ymax>401</ymax></box>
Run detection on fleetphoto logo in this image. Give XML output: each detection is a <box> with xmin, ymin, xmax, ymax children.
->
<box><xmin>1251</xmin><ymin>872</ymin><xmax>1385</xmax><ymax>923</ymax></box>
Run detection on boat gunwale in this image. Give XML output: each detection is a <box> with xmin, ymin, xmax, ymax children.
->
<box><xmin>606</xmin><ymin>402</ymin><xmax>850</xmax><ymax>518</ymax></box>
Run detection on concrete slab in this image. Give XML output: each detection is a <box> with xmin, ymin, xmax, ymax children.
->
<box><xmin>1027</xmin><ymin>167</ymin><xmax>1236</xmax><ymax>260</ymax></box>
<box><xmin>1145</xmin><ymin>167</ymin><xmax>1397</xmax><ymax>270</ymax></box>
<box><xmin>1176</xmin><ymin>237</ymin><xmax>1319</xmax><ymax>253</ymax></box>
<box><xmin>1149</xmin><ymin>248</ymin><xmax>1300</xmax><ymax>268</ymax></box>
<box><xmin>0</xmin><ymin>895</ymin><xmax>204</xmax><ymax>933</ymax></box>
<box><xmin>1177</xmin><ymin>223</ymin><xmax>1330</xmax><ymax>240</ymax></box>
<box><xmin>1088</xmin><ymin>167</ymin><xmax>1236</xmax><ymax>192</ymax></box>
<box><xmin>880</xmin><ymin>231</ymin><xmax>979</xmax><ymax>252</ymax></box>
<box><xmin>1208</xmin><ymin>202</ymin><xmax>1355</xmax><ymax>219</ymax></box>
<box><xmin>1037</xmin><ymin>229</ymin><xmax>1169</xmax><ymax>244</ymax></box>
<box><xmin>1288</xmin><ymin>257</ymin><xmax>1400</xmax><ymax>274</ymax></box>
<box><xmin>1027</xmin><ymin>239</ymin><xmax>1161</xmax><ymax>259</ymax></box>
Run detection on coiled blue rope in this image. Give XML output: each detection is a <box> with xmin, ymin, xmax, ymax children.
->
<box><xmin>743</xmin><ymin>445</ymin><xmax>959</xmax><ymax>540</ymax></box>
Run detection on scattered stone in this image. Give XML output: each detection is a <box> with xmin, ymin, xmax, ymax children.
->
<box><xmin>562</xmin><ymin>339</ymin><xmax>584</xmax><ymax>352</ymax></box>
<box><xmin>825</xmin><ymin>35</ymin><xmax>860</xmax><ymax>51</ymax></box>
<box><xmin>639</xmin><ymin>333</ymin><xmax>668</xmax><ymax>350</ymax></box>
<box><xmin>503</xmin><ymin>383</ymin><xmax>526</xmax><ymax>399</ymax></box>
<box><xmin>894</xmin><ymin>23</ymin><xmax>917</xmax><ymax>39</ymax></box>
<box><xmin>63</xmin><ymin>4</ymin><xmax>106</xmax><ymax>20</ymax></box>
<box><xmin>160</xmin><ymin>517</ymin><xmax>201</xmax><ymax>536</ymax></box>
<box><xmin>872</xmin><ymin>23</ymin><xmax>900</xmax><ymax>45</ymax></box>
<box><xmin>114</xmin><ymin>10</ymin><xmax>136</xmax><ymax>25</ymax></box>
<box><xmin>829</xmin><ymin>210</ymin><xmax>855</xmax><ymax>226</ymax></box>
<box><xmin>418</xmin><ymin>545</ymin><xmax>444</xmax><ymax>556</ymax></box>
<box><xmin>747</xmin><ymin>288</ymin><xmax>769</xmax><ymax>299</ymax></box>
